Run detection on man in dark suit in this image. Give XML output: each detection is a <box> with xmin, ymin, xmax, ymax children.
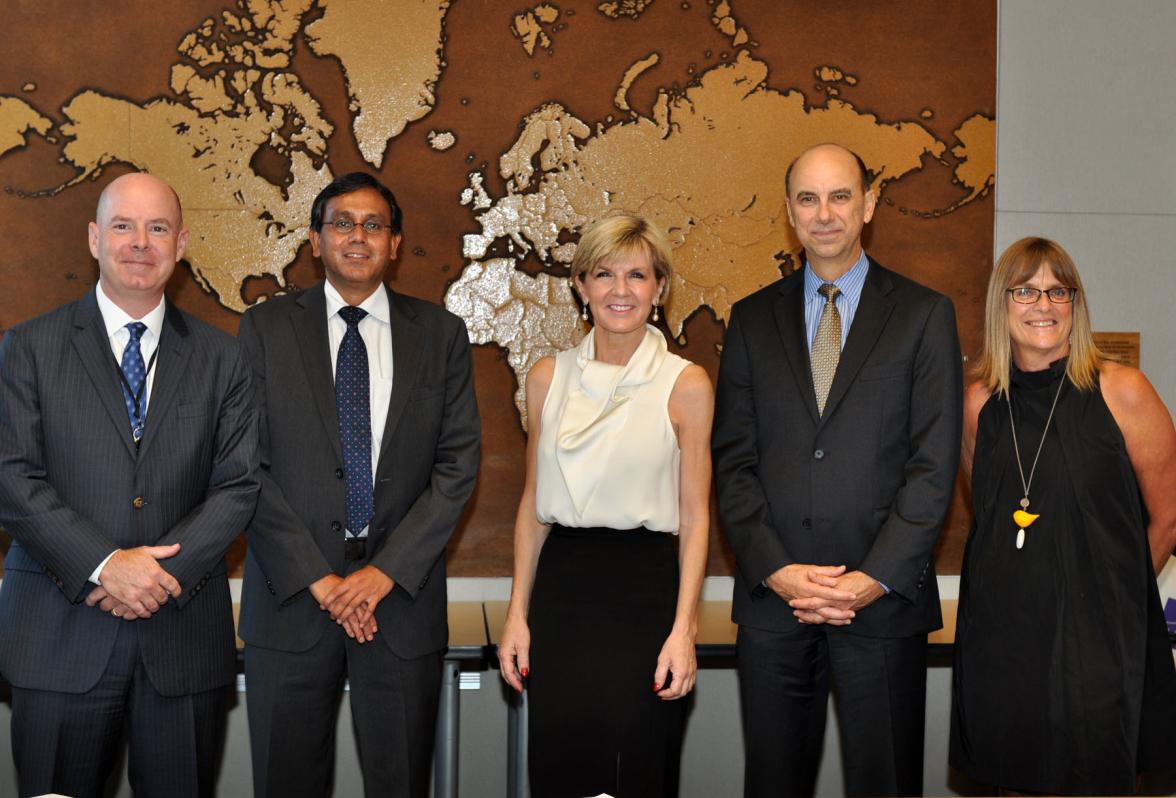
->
<box><xmin>0</xmin><ymin>172</ymin><xmax>260</xmax><ymax>797</ymax></box>
<box><xmin>237</xmin><ymin>172</ymin><xmax>480</xmax><ymax>797</ymax></box>
<box><xmin>712</xmin><ymin>143</ymin><xmax>962</xmax><ymax>797</ymax></box>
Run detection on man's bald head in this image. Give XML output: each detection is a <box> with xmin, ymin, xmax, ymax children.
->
<box><xmin>96</xmin><ymin>172</ymin><xmax>184</xmax><ymax>227</ymax></box>
<box><xmin>785</xmin><ymin>143</ymin><xmax>871</xmax><ymax>199</ymax></box>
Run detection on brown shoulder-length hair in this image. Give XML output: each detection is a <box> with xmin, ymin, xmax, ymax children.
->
<box><xmin>974</xmin><ymin>236</ymin><xmax>1102</xmax><ymax>397</ymax></box>
<box><xmin>570</xmin><ymin>213</ymin><xmax>673</xmax><ymax>305</ymax></box>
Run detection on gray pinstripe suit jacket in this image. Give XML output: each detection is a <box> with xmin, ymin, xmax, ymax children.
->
<box><xmin>0</xmin><ymin>289</ymin><xmax>259</xmax><ymax>696</ymax></box>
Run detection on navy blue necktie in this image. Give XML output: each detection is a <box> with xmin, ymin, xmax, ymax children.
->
<box><xmin>120</xmin><ymin>322</ymin><xmax>148</xmax><ymax>442</ymax></box>
<box><xmin>336</xmin><ymin>306</ymin><xmax>374</xmax><ymax>537</ymax></box>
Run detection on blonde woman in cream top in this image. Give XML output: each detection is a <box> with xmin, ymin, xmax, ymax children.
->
<box><xmin>534</xmin><ymin>324</ymin><xmax>689</xmax><ymax>532</ymax></box>
<box><xmin>497</xmin><ymin>214</ymin><xmax>712</xmax><ymax>798</ymax></box>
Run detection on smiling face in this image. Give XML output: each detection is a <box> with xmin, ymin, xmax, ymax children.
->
<box><xmin>1007</xmin><ymin>262</ymin><xmax>1074</xmax><ymax>370</ymax></box>
<box><xmin>310</xmin><ymin>187</ymin><xmax>402</xmax><ymax>304</ymax></box>
<box><xmin>785</xmin><ymin>144</ymin><xmax>876</xmax><ymax>279</ymax></box>
<box><xmin>575</xmin><ymin>247</ymin><xmax>665</xmax><ymax>336</ymax></box>
<box><xmin>88</xmin><ymin>173</ymin><xmax>188</xmax><ymax>316</ymax></box>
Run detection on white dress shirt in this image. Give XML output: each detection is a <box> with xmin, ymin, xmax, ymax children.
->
<box><xmin>324</xmin><ymin>279</ymin><xmax>395</xmax><ymax>537</ymax></box>
<box><xmin>90</xmin><ymin>282</ymin><xmax>167</xmax><ymax>584</ymax></box>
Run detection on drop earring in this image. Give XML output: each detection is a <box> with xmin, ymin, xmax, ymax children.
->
<box><xmin>581</xmin><ymin>303</ymin><xmax>589</xmax><ymax>321</ymax></box>
<box><xmin>652</xmin><ymin>303</ymin><xmax>659</xmax><ymax>322</ymax></box>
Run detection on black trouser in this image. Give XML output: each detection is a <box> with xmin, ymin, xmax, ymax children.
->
<box><xmin>245</xmin><ymin>630</ymin><xmax>442</xmax><ymax>798</ymax></box>
<box><xmin>738</xmin><ymin>624</ymin><xmax>927</xmax><ymax>798</ymax></box>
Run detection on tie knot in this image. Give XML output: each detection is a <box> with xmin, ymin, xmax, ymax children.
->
<box><xmin>125</xmin><ymin>322</ymin><xmax>147</xmax><ymax>342</ymax></box>
<box><xmin>339</xmin><ymin>306</ymin><xmax>367</xmax><ymax>328</ymax></box>
<box><xmin>818</xmin><ymin>283</ymin><xmax>840</xmax><ymax>303</ymax></box>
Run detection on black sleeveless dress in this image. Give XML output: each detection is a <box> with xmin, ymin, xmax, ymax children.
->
<box><xmin>950</xmin><ymin>360</ymin><xmax>1176</xmax><ymax>794</ymax></box>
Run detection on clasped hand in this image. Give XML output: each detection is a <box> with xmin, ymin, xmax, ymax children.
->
<box><xmin>86</xmin><ymin>543</ymin><xmax>182</xmax><ymax>620</ymax></box>
<box><xmin>766</xmin><ymin>564</ymin><xmax>885</xmax><ymax>625</ymax></box>
<box><xmin>310</xmin><ymin>566</ymin><xmax>394</xmax><ymax>644</ymax></box>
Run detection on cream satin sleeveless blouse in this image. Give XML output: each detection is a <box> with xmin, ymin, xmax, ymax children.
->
<box><xmin>535</xmin><ymin>325</ymin><xmax>690</xmax><ymax>533</ymax></box>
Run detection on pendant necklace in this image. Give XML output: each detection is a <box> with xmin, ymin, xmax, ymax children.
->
<box><xmin>1006</xmin><ymin>373</ymin><xmax>1065</xmax><ymax>549</ymax></box>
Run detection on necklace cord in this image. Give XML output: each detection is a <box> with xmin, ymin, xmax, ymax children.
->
<box><xmin>1007</xmin><ymin>375</ymin><xmax>1066</xmax><ymax>502</ymax></box>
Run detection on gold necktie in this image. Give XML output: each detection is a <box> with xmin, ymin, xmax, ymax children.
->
<box><xmin>811</xmin><ymin>283</ymin><xmax>841</xmax><ymax>416</ymax></box>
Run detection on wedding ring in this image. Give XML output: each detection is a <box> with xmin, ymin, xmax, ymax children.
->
<box><xmin>112</xmin><ymin>608</ymin><xmax>122</xmax><ymax>618</ymax></box>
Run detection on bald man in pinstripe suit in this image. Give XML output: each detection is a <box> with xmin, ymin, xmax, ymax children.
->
<box><xmin>0</xmin><ymin>173</ymin><xmax>259</xmax><ymax>797</ymax></box>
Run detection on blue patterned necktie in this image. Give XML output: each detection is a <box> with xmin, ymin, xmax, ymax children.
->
<box><xmin>120</xmin><ymin>322</ymin><xmax>148</xmax><ymax>442</ymax></box>
<box><xmin>336</xmin><ymin>306</ymin><xmax>374</xmax><ymax>537</ymax></box>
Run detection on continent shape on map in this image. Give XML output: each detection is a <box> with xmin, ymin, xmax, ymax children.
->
<box><xmin>54</xmin><ymin>0</ymin><xmax>329</xmax><ymax>312</ymax></box>
<box><xmin>445</xmin><ymin>47</ymin><xmax>993</xmax><ymax>425</ymax></box>
<box><xmin>35</xmin><ymin>0</ymin><xmax>448</xmax><ymax>312</ymax></box>
<box><xmin>0</xmin><ymin>96</ymin><xmax>52</xmax><ymax>158</ymax></box>
<box><xmin>305</xmin><ymin>0</ymin><xmax>451</xmax><ymax>168</ymax></box>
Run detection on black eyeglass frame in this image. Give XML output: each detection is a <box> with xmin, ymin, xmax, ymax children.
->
<box><xmin>325</xmin><ymin>218</ymin><xmax>394</xmax><ymax>235</ymax></box>
<box><xmin>1006</xmin><ymin>286</ymin><xmax>1077</xmax><ymax>304</ymax></box>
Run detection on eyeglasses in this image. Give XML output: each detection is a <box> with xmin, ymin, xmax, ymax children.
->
<box><xmin>325</xmin><ymin>218</ymin><xmax>393</xmax><ymax>236</ymax></box>
<box><xmin>1007</xmin><ymin>286</ymin><xmax>1076</xmax><ymax>304</ymax></box>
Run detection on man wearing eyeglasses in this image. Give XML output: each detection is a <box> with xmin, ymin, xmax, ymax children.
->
<box><xmin>237</xmin><ymin>172</ymin><xmax>481</xmax><ymax>797</ymax></box>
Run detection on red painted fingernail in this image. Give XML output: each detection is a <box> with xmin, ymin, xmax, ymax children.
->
<box><xmin>653</xmin><ymin>683</ymin><xmax>661</xmax><ymax>692</ymax></box>
<box><xmin>520</xmin><ymin>668</ymin><xmax>529</xmax><ymax>678</ymax></box>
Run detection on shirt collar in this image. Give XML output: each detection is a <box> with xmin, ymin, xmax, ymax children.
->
<box><xmin>803</xmin><ymin>249</ymin><xmax>870</xmax><ymax>301</ymax></box>
<box><xmin>324</xmin><ymin>280</ymin><xmax>390</xmax><ymax>325</ymax></box>
<box><xmin>95</xmin><ymin>281</ymin><xmax>166</xmax><ymax>341</ymax></box>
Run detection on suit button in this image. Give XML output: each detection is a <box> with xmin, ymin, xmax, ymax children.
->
<box><xmin>802</xmin><ymin>518</ymin><xmax>812</xmax><ymax>530</ymax></box>
<box><xmin>331</xmin><ymin>521</ymin><xmax>342</xmax><ymax>533</ymax></box>
<box><xmin>335</xmin><ymin>468</ymin><xmax>344</xmax><ymax>479</ymax></box>
<box><xmin>132</xmin><ymin>496</ymin><xmax>146</xmax><ymax>509</ymax></box>
<box><xmin>813</xmin><ymin>449</ymin><xmax>825</xmax><ymax>460</ymax></box>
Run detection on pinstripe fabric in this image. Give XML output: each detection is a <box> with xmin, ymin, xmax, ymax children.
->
<box><xmin>11</xmin><ymin>623</ymin><xmax>226</xmax><ymax>798</ymax></box>
<box><xmin>0</xmin><ymin>288</ymin><xmax>259</xmax><ymax>792</ymax></box>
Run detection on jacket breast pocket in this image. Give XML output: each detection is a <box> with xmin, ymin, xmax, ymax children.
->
<box><xmin>859</xmin><ymin>360</ymin><xmax>911</xmax><ymax>382</ymax></box>
<box><xmin>409</xmin><ymin>386</ymin><xmax>442</xmax><ymax>403</ymax></box>
<box><xmin>176</xmin><ymin>401</ymin><xmax>213</xmax><ymax>420</ymax></box>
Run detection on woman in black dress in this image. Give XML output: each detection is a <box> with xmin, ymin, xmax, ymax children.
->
<box><xmin>950</xmin><ymin>237</ymin><xmax>1176</xmax><ymax>794</ymax></box>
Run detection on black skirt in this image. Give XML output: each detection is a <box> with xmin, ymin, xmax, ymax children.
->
<box><xmin>527</xmin><ymin>524</ymin><xmax>686</xmax><ymax>798</ymax></box>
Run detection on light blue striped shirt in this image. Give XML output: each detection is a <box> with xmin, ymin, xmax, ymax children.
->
<box><xmin>801</xmin><ymin>249</ymin><xmax>890</xmax><ymax>593</ymax></box>
<box><xmin>803</xmin><ymin>249</ymin><xmax>870</xmax><ymax>352</ymax></box>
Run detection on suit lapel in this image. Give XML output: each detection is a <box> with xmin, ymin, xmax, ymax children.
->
<box><xmin>292</xmin><ymin>283</ymin><xmax>344</xmax><ymax>465</ymax></box>
<box><xmin>70</xmin><ymin>291</ymin><xmax>138</xmax><ymax>458</ymax></box>
<box><xmin>820</xmin><ymin>259</ymin><xmax>895</xmax><ymax>423</ymax></box>
<box><xmin>375</xmin><ymin>287</ymin><xmax>423</xmax><ymax>479</ymax></box>
<box><xmin>772</xmin><ymin>273</ymin><xmax>820</xmax><ymax>425</ymax></box>
<box><xmin>136</xmin><ymin>303</ymin><xmax>190</xmax><ymax>460</ymax></box>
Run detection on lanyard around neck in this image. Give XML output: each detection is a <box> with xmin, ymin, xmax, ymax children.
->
<box><xmin>112</xmin><ymin>346</ymin><xmax>159</xmax><ymax>443</ymax></box>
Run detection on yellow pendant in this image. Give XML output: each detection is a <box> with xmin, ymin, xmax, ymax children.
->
<box><xmin>1013</xmin><ymin>509</ymin><xmax>1040</xmax><ymax>528</ymax></box>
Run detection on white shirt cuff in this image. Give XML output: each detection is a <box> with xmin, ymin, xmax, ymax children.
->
<box><xmin>89</xmin><ymin>550</ymin><xmax>118</xmax><ymax>585</ymax></box>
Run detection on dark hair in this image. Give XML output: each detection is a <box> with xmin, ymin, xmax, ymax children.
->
<box><xmin>784</xmin><ymin>144</ymin><xmax>872</xmax><ymax>197</ymax></box>
<box><xmin>310</xmin><ymin>172</ymin><xmax>403</xmax><ymax>234</ymax></box>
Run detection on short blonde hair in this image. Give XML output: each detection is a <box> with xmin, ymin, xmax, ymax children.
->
<box><xmin>974</xmin><ymin>236</ymin><xmax>1102</xmax><ymax>396</ymax></box>
<box><xmin>570</xmin><ymin>214</ymin><xmax>673</xmax><ymax>304</ymax></box>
